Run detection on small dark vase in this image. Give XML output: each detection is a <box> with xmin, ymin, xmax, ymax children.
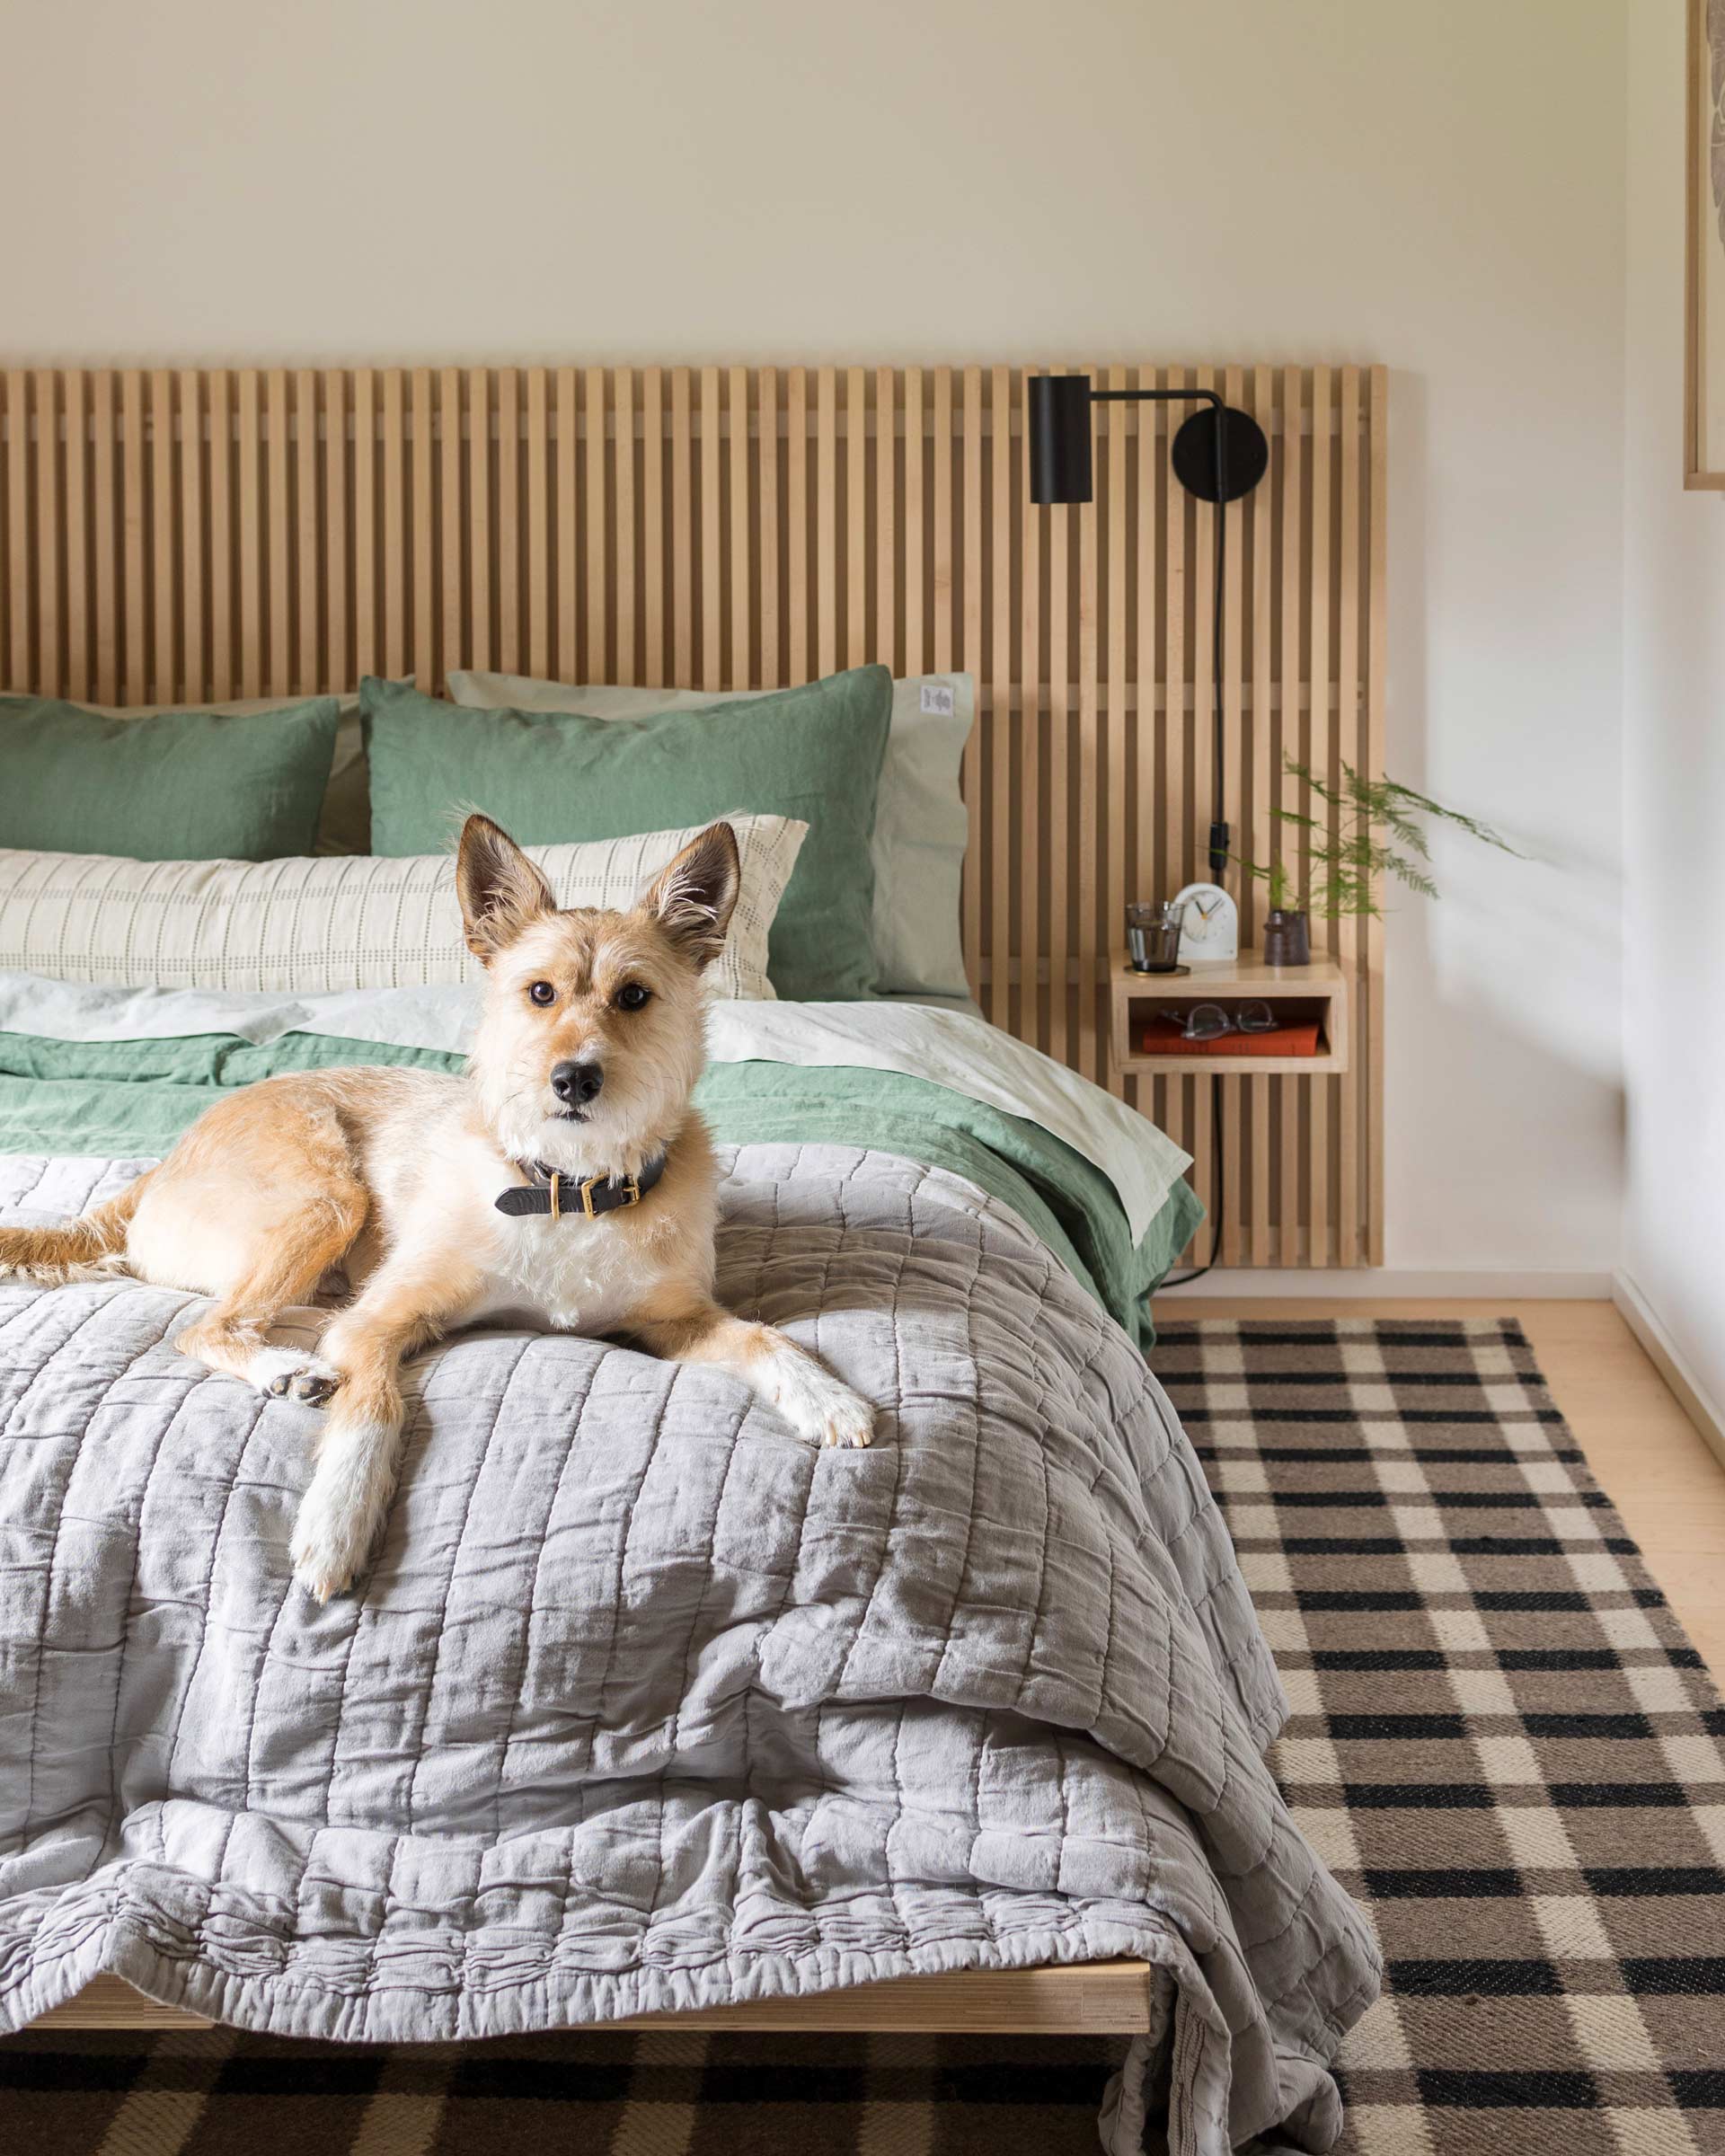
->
<box><xmin>1262</xmin><ymin>909</ymin><xmax>1312</xmax><ymax>967</ymax></box>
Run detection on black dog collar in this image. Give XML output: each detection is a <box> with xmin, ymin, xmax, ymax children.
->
<box><xmin>495</xmin><ymin>1153</ymin><xmax>668</xmax><ymax>1222</ymax></box>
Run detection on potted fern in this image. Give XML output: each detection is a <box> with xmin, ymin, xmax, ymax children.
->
<box><xmin>1238</xmin><ymin>758</ymin><xmax>1521</xmax><ymax>965</ymax></box>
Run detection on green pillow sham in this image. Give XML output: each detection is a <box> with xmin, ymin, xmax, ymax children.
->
<box><xmin>362</xmin><ymin>667</ymin><xmax>895</xmax><ymax>999</ymax></box>
<box><xmin>0</xmin><ymin>694</ymin><xmax>341</xmax><ymax>861</ymax></box>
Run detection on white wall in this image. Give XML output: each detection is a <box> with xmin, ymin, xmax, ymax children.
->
<box><xmin>2</xmin><ymin>0</ymin><xmax>1631</xmax><ymax>1275</ymax></box>
<box><xmin>1623</xmin><ymin>4</ymin><xmax>1725</xmax><ymax>1408</ymax></box>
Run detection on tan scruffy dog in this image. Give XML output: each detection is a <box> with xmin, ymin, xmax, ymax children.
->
<box><xmin>0</xmin><ymin>815</ymin><xmax>874</xmax><ymax>1602</ymax></box>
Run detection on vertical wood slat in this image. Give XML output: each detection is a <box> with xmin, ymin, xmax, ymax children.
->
<box><xmin>574</xmin><ymin>367</ymin><xmax>598</xmax><ymax>685</ymax></box>
<box><xmin>496</xmin><ymin>370</ymin><xmax>520</xmax><ymax>676</ymax></box>
<box><xmin>206</xmin><ymin>372</ymin><xmax>231</xmax><ymax>701</ymax></box>
<box><xmin>37</xmin><ymin>372</ymin><xmax>62</xmax><ymax>699</ymax></box>
<box><xmin>846</xmin><ymin>367</ymin><xmax>867</xmax><ymax>669</ymax></box>
<box><xmin>122</xmin><ymin>372</ymin><xmax>148</xmax><ymax>703</ymax></box>
<box><xmin>439</xmin><ymin>368</ymin><xmax>464</xmax><ymax>684</ymax></box>
<box><xmin>641</xmin><ymin>368</ymin><xmax>664</xmax><ymax>687</ymax></box>
<box><xmin>467</xmin><ymin>369</ymin><xmax>491</xmax><ymax>673</ymax></box>
<box><xmin>756</xmin><ymin>368</ymin><xmax>777</xmax><ymax>688</ymax></box>
<box><xmin>526</xmin><ymin>368</ymin><xmax>550</xmax><ymax>683</ymax></box>
<box><xmin>903</xmin><ymin>369</ymin><xmax>924</xmax><ymax>680</ymax></box>
<box><xmin>785</xmin><ymin>369</ymin><xmax>808</xmax><ymax>685</ymax></box>
<box><xmin>411</xmin><ymin>368</ymin><xmax>435</xmax><ymax>691</ymax></box>
<box><xmin>669</xmin><ymin>367</ymin><xmax>693</xmax><ymax>686</ymax></box>
<box><xmin>352</xmin><ymin>370</ymin><xmax>376</xmax><ymax>683</ymax></box>
<box><xmin>960</xmin><ymin>369</ymin><xmax>983</xmax><ymax>1003</ymax></box>
<box><xmin>816</xmin><ymin>368</ymin><xmax>837</xmax><ymax>678</ymax></box>
<box><xmin>265</xmin><ymin>370</ymin><xmax>290</xmax><ymax>698</ymax></box>
<box><xmin>989</xmin><ymin>366</ymin><xmax>1013</xmax><ymax>1035</ymax></box>
<box><xmin>874</xmin><ymin>367</ymin><xmax>897</xmax><ymax>680</ymax></box>
<box><xmin>296</xmin><ymin>371</ymin><xmax>321</xmax><ymax>695</ymax></box>
<box><xmin>614</xmin><ymin>368</ymin><xmax>637</xmax><ymax>686</ymax></box>
<box><xmin>700</xmin><ymin>366</ymin><xmax>721</xmax><ymax>690</ymax></box>
<box><xmin>148</xmin><ymin>370</ymin><xmax>174</xmax><ymax>701</ymax></box>
<box><xmin>3</xmin><ymin>372</ymin><xmax>27</xmax><ymax>691</ymax></box>
<box><xmin>235</xmin><ymin>370</ymin><xmax>261</xmax><ymax>699</ymax></box>
<box><xmin>324</xmin><ymin>371</ymin><xmax>348</xmax><ymax>697</ymax></box>
<box><xmin>730</xmin><ymin>368</ymin><xmax>752</xmax><ymax>688</ymax></box>
<box><xmin>1</xmin><ymin>361</ymin><xmax>1384</xmax><ymax>1272</ymax></box>
<box><xmin>65</xmin><ymin>371</ymin><xmax>89</xmax><ymax>702</ymax></box>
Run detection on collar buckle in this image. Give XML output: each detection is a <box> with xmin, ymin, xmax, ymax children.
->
<box><xmin>571</xmin><ymin>1170</ymin><xmax>643</xmax><ymax>1217</ymax></box>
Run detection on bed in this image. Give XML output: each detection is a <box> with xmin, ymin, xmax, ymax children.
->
<box><xmin>0</xmin><ymin>359</ymin><xmax>1386</xmax><ymax>2152</ymax></box>
<box><xmin>0</xmin><ymin>981</ymin><xmax>1376</xmax><ymax>2152</ymax></box>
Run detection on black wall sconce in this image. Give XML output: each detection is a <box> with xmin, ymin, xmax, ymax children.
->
<box><xmin>1027</xmin><ymin>375</ymin><xmax>1269</xmax><ymax>877</ymax></box>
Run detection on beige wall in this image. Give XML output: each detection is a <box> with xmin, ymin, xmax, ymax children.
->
<box><xmin>2</xmin><ymin>0</ymin><xmax>1630</xmax><ymax>1277</ymax></box>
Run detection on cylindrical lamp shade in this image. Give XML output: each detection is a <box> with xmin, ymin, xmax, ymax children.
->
<box><xmin>1028</xmin><ymin>374</ymin><xmax>1093</xmax><ymax>504</ymax></box>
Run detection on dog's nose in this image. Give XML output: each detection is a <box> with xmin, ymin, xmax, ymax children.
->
<box><xmin>550</xmin><ymin>1059</ymin><xmax>605</xmax><ymax>1107</ymax></box>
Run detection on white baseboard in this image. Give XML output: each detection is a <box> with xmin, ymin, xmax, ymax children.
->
<box><xmin>1611</xmin><ymin>1272</ymin><xmax>1725</xmax><ymax>1466</ymax></box>
<box><xmin>1160</xmin><ymin>1268</ymin><xmax>1614</xmax><ymax>1299</ymax></box>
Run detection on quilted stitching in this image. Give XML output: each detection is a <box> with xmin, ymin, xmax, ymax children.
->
<box><xmin>0</xmin><ymin>1145</ymin><xmax>1377</xmax><ymax>2155</ymax></box>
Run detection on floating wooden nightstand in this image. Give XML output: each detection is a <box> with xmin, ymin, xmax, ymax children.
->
<box><xmin>1108</xmin><ymin>950</ymin><xmax>1350</xmax><ymax>1076</ymax></box>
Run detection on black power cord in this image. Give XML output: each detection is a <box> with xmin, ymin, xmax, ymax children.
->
<box><xmin>1157</xmin><ymin>1073</ymin><xmax>1224</xmax><ymax>1289</ymax></box>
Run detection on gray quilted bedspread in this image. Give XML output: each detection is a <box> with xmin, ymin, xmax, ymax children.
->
<box><xmin>0</xmin><ymin>1146</ymin><xmax>1378</xmax><ymax>2153</ymax></box>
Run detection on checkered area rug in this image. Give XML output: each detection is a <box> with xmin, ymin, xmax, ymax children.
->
<box><xmin>4</xmin><ymin>1318</ymin><xmax>1722</xmax><ymax>2154</ymax></box>
<box><xmin>1157</xmin><ymin>1317</ymin><xmax>1725</xmax><ymax>2156</ymax></box>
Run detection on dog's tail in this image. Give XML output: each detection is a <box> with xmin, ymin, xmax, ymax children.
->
<box><xmin>0</xmin><ymin>1173</ymin><xmax>150</xmax><ymax>1286</ymax></box>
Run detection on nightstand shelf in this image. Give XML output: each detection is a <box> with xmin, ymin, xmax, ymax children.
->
<box><xmin>1109</xmin><ymin>949</ymin><xmax>1350</xmax><ymax>1075</ymax></box>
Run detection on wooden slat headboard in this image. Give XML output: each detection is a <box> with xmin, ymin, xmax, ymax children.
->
<box><xmin>0</xmin><ymin>362</ymin><xmax>1386</xmax><ymax>1268</ymax></box>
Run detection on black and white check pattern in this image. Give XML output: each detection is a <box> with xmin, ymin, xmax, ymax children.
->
<box><xmin>1156</xmin><ymin>1317</ymin><xmax>1725</xmax><ymax>2156</ymax></box>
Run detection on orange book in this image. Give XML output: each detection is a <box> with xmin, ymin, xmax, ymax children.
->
<box><xmin>1138</xmin><ymin>1013</ymin><xmax>1321</xmax><ymax>1057</ymax></box>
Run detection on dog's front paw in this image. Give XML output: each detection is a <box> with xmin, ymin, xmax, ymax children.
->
<box><xmin>814</xmin><ymin>1389</ymin><xmax>874</xmax><ymax>1450</ymax></box>
<box><xmin>773</xmin><ymin>1355</ymin><xmax>874</xmax><ymax>1450</ymax></box>
<box><xmin>288</xmin><ymin>1488</ymin><xmax>370</xmax><ymax>1605</ymax></box>
<box><xmin>247</xmin><ymin>1347</ymin><xmax>342</xmax><ymax>1406</ymax></box>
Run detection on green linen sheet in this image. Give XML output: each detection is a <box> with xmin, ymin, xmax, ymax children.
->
<box><xmin>0</xmin><ymin>1029</ymin><xmax>1199</xmax><ymax>1347</ymax></box>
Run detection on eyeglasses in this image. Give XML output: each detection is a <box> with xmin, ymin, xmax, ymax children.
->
<box><xmin>1179</xmin><ymin>1000</ymin><xmax>1278</xmax><ymax>1042</ymax></box>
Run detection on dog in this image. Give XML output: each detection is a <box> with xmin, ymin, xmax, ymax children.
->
<box><xmin>0</xmin><ymin>815</ymin><xmax>873</xmax><ymax>1601</ymax></box>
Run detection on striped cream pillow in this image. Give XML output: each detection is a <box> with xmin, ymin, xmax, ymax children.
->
<box><xmin>0</xmin><ymin>816</ymin><xmax>803</xmax><ymax>1000</ymax></box>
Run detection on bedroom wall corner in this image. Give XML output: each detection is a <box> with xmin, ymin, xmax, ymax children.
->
<box><xmin>1620</xmin><ymin>0</ymin><xmax>1725</xmax><ymax>1425</ymax></box>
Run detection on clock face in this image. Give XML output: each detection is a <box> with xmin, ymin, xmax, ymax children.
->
<box><xmin>1172</xmin><ymin>881</ymin><xmax>1239</xmax><ymax>963</ymax></box>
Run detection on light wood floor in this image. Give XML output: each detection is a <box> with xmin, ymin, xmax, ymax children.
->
<box><xmin>1174</xmin><ymin>1298</ymin><xmax>1725</xmax><ymax>1679</ymax></box>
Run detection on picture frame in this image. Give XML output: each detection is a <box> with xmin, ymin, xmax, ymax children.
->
<box><xmin>1687</xmin><ymin>0</ymin><xmax>1725</xmax><ymax>484</ymax></box>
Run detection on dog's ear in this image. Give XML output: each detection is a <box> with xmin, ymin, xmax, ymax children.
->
<box><xmin>456</xmin><ymin>814</ymin><xmax>556</xmax><ymax>963</ymax></box>
<box><xmin>641</xmin><ymin>822</ymin><xmax>741</xmax><ymax>970</ymax></box>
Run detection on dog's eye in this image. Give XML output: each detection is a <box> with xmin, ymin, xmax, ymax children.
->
<box><xmin>527</xmin><ymin>981</ymin><xmax>557</xmax><ymax>1007</ymax></box>
<box><xmin>615</xmin><ymin>982</ymin><xmax>651</xmax><ymax>1012</ymax></box>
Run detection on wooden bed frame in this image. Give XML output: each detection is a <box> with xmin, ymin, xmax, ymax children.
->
<box><xmin>36</xmin><ymin>1964</ymin><xmax>1159</xmax><ymax>2038</ymax></box>
<box><xmin>0</xmin><ymin>356</ymin><xmax>1384</xmax><ymax>2040</ymax></box>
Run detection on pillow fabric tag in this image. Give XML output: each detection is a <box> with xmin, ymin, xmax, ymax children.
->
<box><xmin>919</xmin><ymin>683</ymin><xmax>957</xmax><ymax>717</ymax></box>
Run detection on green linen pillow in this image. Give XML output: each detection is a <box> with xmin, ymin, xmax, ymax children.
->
<box><xmin>0</xmin><ymin>695</ymin><xmax>341</xmax><ymax>861</ymax></box>
<box><xmin>362</xmin><ymin>667</ymin><xmax>895</xmax><ymax>999</ymax></box>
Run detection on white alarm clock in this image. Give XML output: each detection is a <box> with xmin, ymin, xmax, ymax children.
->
<box><xmin>1172</xmin><ymin>881</ymin><xmax>1239</xmax><ymax>964</ymax></box>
